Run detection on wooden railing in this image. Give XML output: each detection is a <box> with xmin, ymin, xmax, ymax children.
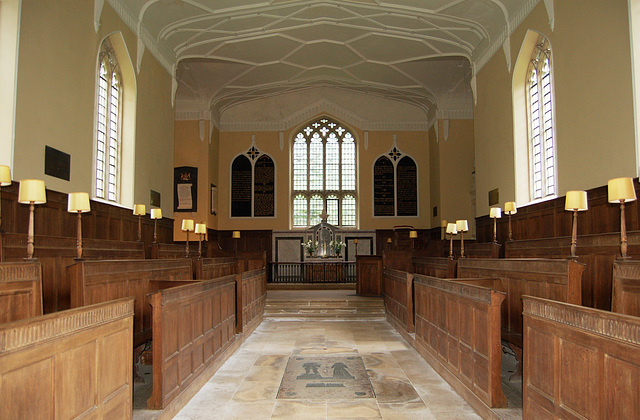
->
<box><xmin>269</xmin><ymin>262</ymin><xmax>356</xmax><ymax>283</ymax></box>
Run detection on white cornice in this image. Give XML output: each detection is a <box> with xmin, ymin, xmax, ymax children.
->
<box><xmin>436</xmin><ymin>109</ymin><xmax>474</xmax><ymax>120</ymax></box>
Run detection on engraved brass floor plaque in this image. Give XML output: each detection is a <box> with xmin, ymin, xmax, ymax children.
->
<box><xmin>277</xmin><ymin>355</ymin><xmax>374</xmax><ymax>399</ymax></box>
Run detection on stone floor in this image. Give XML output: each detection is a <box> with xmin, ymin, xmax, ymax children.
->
<box><xmin>172</xmin><ymin>317</ymin><xmax>482</xmax><ymax>419</ymax></box>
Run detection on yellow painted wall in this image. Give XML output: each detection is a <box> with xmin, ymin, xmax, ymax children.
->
<box><xmin>475</xmin><ymin>0</ymin><xmax>635</xmax><ymax>216</ymax></box>
<box><xmin>13</xmin><ymin>1</ymin><xmax>174</xmax><ymax>216</ymax></box>
<box><xmin>214</xmin><ymin>114</ymin><xmax>433</xmax><ymax>231</ymax></box>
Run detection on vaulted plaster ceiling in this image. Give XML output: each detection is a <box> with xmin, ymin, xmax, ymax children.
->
<box><xmin>105</xmin><ymin>0</ymin><xmax>544</xmax><ymax>124</ymax></box>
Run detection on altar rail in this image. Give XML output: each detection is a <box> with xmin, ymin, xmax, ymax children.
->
<box><xmin>269</xmin><ymin>262</ymin><xmax>356</xmax><ymax>283</ymax></box>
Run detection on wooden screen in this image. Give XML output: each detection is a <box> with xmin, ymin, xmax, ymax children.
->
<box><xmin>238</xmin><ymin>267</ymin><xmax>267</xmax><ymax>333</ymax></box>
<box><xmin>382</xmin><ymin>268</ymin><xmax>414</xmax><ymax>333</ymax></box>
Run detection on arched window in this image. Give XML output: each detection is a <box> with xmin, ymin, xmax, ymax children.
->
<box><xmin>95</xmin><ymin>38</ymin><xmax>122</xmax><ymax>202</ymax></box>
<box><xmin>292</xmin><ymin>118</ymin><xmax>357</xmax><ymax>227</ymax></box>
<box><xmin>526</xmin><ymin>35</ymin><xmax>556</xmax><ymax>200</ymax></box>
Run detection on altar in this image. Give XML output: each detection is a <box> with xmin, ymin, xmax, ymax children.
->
<box><xmin>302</xmin><ymin>211</ymin><xmax>345</xmax><ymax>260</ymax></box>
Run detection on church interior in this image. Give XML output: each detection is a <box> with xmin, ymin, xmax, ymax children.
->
<box><xmin>1</xmin><ymin>0</ymin><xmax>640</xmax><ymax>419</ymax></box>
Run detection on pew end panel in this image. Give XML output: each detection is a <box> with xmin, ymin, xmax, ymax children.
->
<box><xmin>414</xmin><ymin>274</ymin><xmax>507</xmax><ymax>408</ymax></box>
<box><xmin>0</xmin><ymin>261</ymin><xmax>43</xmax><ymax>322</ymax></box>
<box><xmin>612</xmin><ymin>259</ymin><xmax>640</xmax><ymax>316</ymax></box>
<box><xmin>382</xmin><ymin>268</ymin><xmax>415</xmax><ymax>333</ymax></box>
<box><xmin>0</xmin><ymin>298</ymin><xmax>134</xmax><ymax>419</ymax></box>
<box><xmin>523</xmin><ymin>296</ymin><xmax>640</xmax><ymax>419</ymax></box>
<box><xmin>237</xmin><ymin>267</ymin><xmax>267</xmax><ymax>334</ymax></box>
<box><xmin>147</xmin><ymin>277</ymin><xmax>237</xmax><ymax>410</ymax></box>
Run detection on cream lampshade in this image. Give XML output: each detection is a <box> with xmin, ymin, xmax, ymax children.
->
<box><xmin>455</xmin><ymin>220</ymin><xmax>468</xmax><ymax>232</ymax></box>
<box><xmin>18</xmin><ymin>179</ymin><xmax>46</xmax><ymax>204</ymax></box>
<box><xmin>0</xmin><ymin>165</ymin><xmax>11</xmax><ymax>186</ymax></box>
<box><xmin>608</xmin><ymin>177</ymin><xmax>636</xmax><ymax>203</ymax></box>
<box><xmin>232</xmin><ymin>230</ymin><xmax>241</xmax><ymax>239</ymax></box>
<box><xmin>181</xmin><ymin>219</ymin><xmax>195</xmax><ymax>231</ymax></box>
<box><xmin>150</xmin><ymin>208</ymin><xmax>162</xmax><ymax>243</ymax></box>
<box><xmin>446</xmin><ymin>223</ymin><xmax>457</xmax><ymax>235</ymax></box>
<box><xmin>565</xmin><ymin>191</ymin><xmax>588</xmax><ymax>211</ymax></box>
<box><xmin>67</xmin><ymin>192</ymin><xmax>91</xmax><ymax>213</ymax></box>
<box><xmin>489</xmin><ymin>207</ymin><xmax>502</xmax><ymax>218</ymax></box>
<box><xmin>133</xmin><ymin>204</ymin><xmax>146</xmax><ymax>215</ymax></box>
<box><xmin>195</xmin><ymin>223</ymin><xmax>207</xmax><ymax>235</ymax></box>
<box><xmin>565</xmin><ymin>190</ymin><xmax>588</xmax><ymax>258</ymax></box>
<box><xmin>150</xmin><ymin>208</ymin><xmax>162</xmax><ymax>219</ymax></box>
<box><xmin>504</xmin><ymin>201</ymin><xmax>517</xmax><ymax>215</ymax></box>
<box><xmin>409</xmin><ymin>230</ymin><xmax>418</xmax><ymax>239</ymax></box>
<box><xmin>441</xmin><ymin>219</ymin><xmax>448</xmax><ymax>228</ymax></box>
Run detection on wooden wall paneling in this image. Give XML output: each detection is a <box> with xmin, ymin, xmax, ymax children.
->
<box><xmin>238</xmin><ymin>267</ymin><xmax>267</xmax><ymax>333</ymax></box>
<box><xmin>413</xmin><ymin>274</ymin><xmax>506</xmax><ymax>408</ymax></box>
<box><xmin>612</xmin><ymin>260</ymin><xmax>640</xmax><ymax>316</ymax></box>
<box><xmin>0</xmin><ymin>298</ymin><xmax>134</xmax><ymax>419</ymax></box>
<box><xmin>523</xmin><ymin>296</ymin><xmax>640</xmax><ymax>419</ymax></box>
<box><xmin>147</xmin><ymin>277</ymin><xmax>236</xmax><ymax>410</ymax></box>
<box><xmin>0</xmin><ymin>261</ymin><xmax>43</xmax><ymax>322</ymax></box>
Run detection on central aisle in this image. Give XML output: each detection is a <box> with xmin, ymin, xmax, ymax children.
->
<box><xmin>173</xmin><ymin>315</ymin><xmax>481</xmax><ymax>419</ymax></box>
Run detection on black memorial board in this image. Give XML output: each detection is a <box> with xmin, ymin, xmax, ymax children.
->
<box><xmin>254</xmin><ymin>155</ymin><xmax>275</xmax><ymax>217</ymax></box>
<box><xmin>374</xmin><ymin>156</ymin><xmax>395</xmax><ymax>216</ymax></box>
<box><xmin>44</xmin><ymin>146</ymin><xmax>70</xmax><ymax>181</ymax></box>
<box><xmin>396</xmin><ymin>156</ymin><xmax>417</xmax><ymax>216</ymax></box>
<box><xmin>231</xmin><ymin>155</ymin><xmax>252</xmax><ymax>217</ymax></box>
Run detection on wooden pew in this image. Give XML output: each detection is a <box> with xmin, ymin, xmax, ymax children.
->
<box><xmin>1</xmin><ymin>232</ymin><xmax>144</xmax><ymax>313</ymax></box>
<box><xmin>0</xmin><ymin>261</ymin><xmax>43</xmax><ymax>322</ymax></box>
<box><xmin>612</xmin><ymin>259</ymin><xmax>640</xmax><ymax>316</ymax></box>
<box><xmin>505</xmin><ymin>231</ymin><xmax>640</xmax><ymax>309</ymax></box>
<box><xmin>412</xmin><ymin>256</ymin><xmax>456</xmax><ymax>278</ymax></box>
<box><xmin>237</xmin><ymin>250</ymin><xmax>267</xmax><ymax>272</ymax></box>
<box><xmin>383</xmin><ymin>268</ymin><xmax>414</xmax><ymax>333</ymax></box>
<box><xmin>456</xmin><ymin>258</ymin><xmax>584</xmax><ymax>349</ymax></box>
<box><xmin>150</xmin><ymin>242</ymin><xmax>198</xmax><ymax>259</ymax></box>
<box><xmin>237</xmin><ymin>267</ymin><xmax>267</xmax><ymax>334</ymax></box>
<box><xmin>523</xmin><ymin>296</ymin><xmax>640</xmax><ymax>419</ymax></box>
<box><xmin>147</xmin><ymin>277</ymin><xmax>236</xmax><ymax>410</ymax></box>
<box><xmin>67</xmin><ymin>259</ymin><xmax>194</xmax><ymax>348</ymax></box>
<box><xmin>195</xmin><ymin>256</ymin><xmax>238</xmax><ymax>280</ymax></box>
<box><xmin>0</xmin><ymin>297</ymin><xmax>134</xmax><ymax>418</ymax></box>
<box><xmin>413</xmin><ymin>274</ymin><xmax>506</xmax><ymax>409</ymax></box>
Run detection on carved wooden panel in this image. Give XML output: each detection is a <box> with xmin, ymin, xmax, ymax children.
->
<box><xmin>412</xmin><ymin>256</ymin><xmax>456</xmax><ymax>278</ymax></box>
<box><xmin>67</xmin><ymin>259</ymin><xmax>193</xmax><ymax>347</ymax></box>
<box><xmin>0</xmin><ymin>261</ymin><xmax>43</xmax><ymax>322</ymax></box>
<box><xmin>147</xmin><ymin>277</ymin><xmax>236</xmax><ymax>409</ymax></box>
<box><xmin>612</xmin><ymin>259</ymin><xmax>640</xmax><ymax>316</ymax></box>
<box><xmin>456</xmin><ymin>258</ymin><xmax>584</xmax><ymax>345</ymax></box>
<box><xmin>414</xmin><ymin>274</ymin><xmax>506</xmax><ymax>408</ymax></box>
<box><xmin>0</xmin><ymin>298</ymin><xmax>134</xmax><ymax>419</ymax></box>
<box><xmin>356</xmin><ymin>255</ymin><xmax>383</xmax><ymax>296</ymax></box>
<box><xmin>523</xmin><ymin>296</ymin><xmax>640</xmax><ymax>419</ymax></box>
<box><xmin>383</xmin><ymin>268</ymin><xmax>414</xmax><ymax>333</ymax></box>
<box><xmin>239</xmin><ymin>267</ymin><xmax>267</xmax><ymax>333</ymax></box>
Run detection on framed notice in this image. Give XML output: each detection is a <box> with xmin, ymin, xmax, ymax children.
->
<box><xmin>174</xmin><ymin>166</ymin><xmax>198</xmax><ymax>212</ymax></box>
<box><xmin>211</xmin><ymin>184</ymin><xmax>217</xmax><ymax>215</ymax></box>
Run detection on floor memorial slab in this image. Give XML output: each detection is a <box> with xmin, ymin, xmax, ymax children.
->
<box><xmin>277</xmin><ymin>355</ymin><xmax>374</xmax><ymax>399</ymax></box>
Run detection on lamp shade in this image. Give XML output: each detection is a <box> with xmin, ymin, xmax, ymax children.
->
<box><xmin>0</xmin><ymin>165</ymin><xmax>11</xmax><ymax>186</ymax></box>
<box><xmin>18</xmin><ymin>179</ymin><xmax>46</xmax><ymax>204</ymax></box>
<box><xmin>386</xmin><ymin>237</ymin><xmax>392</xmax><ymax>243</ymax></box>
<box><xmin>181</xmin><ymin>219</ymin><xmax>194</xmax><ymax>231</ymax></box>
<box><xmin>455</xmin><ymin>220</ymin><xmax>468</xmax><ymax>232</ymax></box>
<box><xmin>608</xmin><ymin>177</ymin><xmax>637</xmax><ymax>203</ymax></box>
<box><xmin>446</xmin><ymin>223</ymin><xmax>458</xmax><ymax>235</ymax></box>
<box><xmin>67</xmin><ymin>192</ymin><xmax>91</xmax><ymax>213</ymax></box>
<box><xmin>150</xmin><ymin>208</ymin><xmax>162</xmax><ymax>219</ymax></box>
<box><xmin>232</xmin><ymin>230</ymin><xmax>241</xmax><ymax>239</ymax></box>
<box><xmin>195</xmin><ymin>223</ymin><xmax>207</xmax><ymax>234</ymax></box>
<box><xmin>440</xmin><ymin>219</ymin><xmax>448</xmax><ymax>228</ymax></box>
<box><xmin>409</xmin><ymin>230</ymin><xmax>418</xmax><ymax>239</ymax></box>
<box><xmin>565</xmin><ymin>191</ymin><xmax>588</xmax><ymax>211</ymax></box>
<box><xmin>489</xmin><ymin>207</ymin><xmax>502</xmax><ymax>218</ymax></box>
<box><xmin>504</xmin><ymin>201</ymin><xmax>517</xmax><ymax>215</ymax></box>
<box><xmin>133</xmin><ymin>204</ymin><xmax>146</xmax><ymax>215</ymax></box>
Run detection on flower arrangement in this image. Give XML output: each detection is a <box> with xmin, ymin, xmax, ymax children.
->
<box><xmin>330</xmin><ymin>240</ymin><xmax>346</xmax><ymax>256</ymax></box>
<box><xmin>301</xmin><ymin>240</ymin><xmax>318</xmax><ymax>257</ymax></box>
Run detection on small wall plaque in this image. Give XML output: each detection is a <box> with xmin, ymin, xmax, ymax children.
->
<box><xmin>150</xmin><ymin>190</ymin><xmax>161</xmax><ymax>207</ymax></box>
<box><xmin>44</xmin><ymin>146</ymin><xmax>70</xmax><ymax>181</ymax></box>
<box><xmin>488</xmin><ymin>188</ymin><xmax>500</xmax><ymax>206</ymax></box>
